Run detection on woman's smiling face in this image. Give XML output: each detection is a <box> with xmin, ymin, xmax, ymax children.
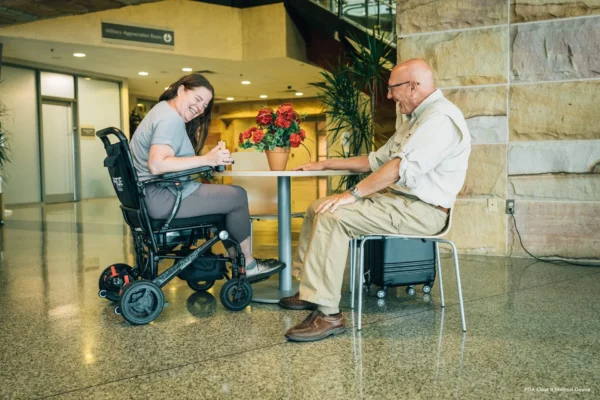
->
<box><xmin>175</xmin><ymin>85</ymin><xmax>213</xmax><ymax>122</ymax></box>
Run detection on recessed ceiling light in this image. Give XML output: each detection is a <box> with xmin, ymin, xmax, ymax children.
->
<box><xmin>73</xmin><ymin>53</ymin><xmax>86</xmax><ymax>58</ymax></box>
<box><xmin>295</xmin><ymin>92</ymin><xmax>303</xmax><ymax>96</ymax></box>
<box><xmin>138</xmin><ymin>71</ymin><xmax>149</xmax><ymax>76</ymax></box>
<box><xmin>226</xmin><ymin>97</ymin><xmax>234</xmax><ymax>101</ymax></box>
<box><xmin>259</xmin><ymin>95</ymin><xmax>268</xmax><ymax>99</ymax></box>
<box><xmin>84</xmin><ymin>77</ymin><xmax>91</xmax><ymax>81</ymax></box>
<box><xmin>136</xmin><ymin>103</ymin><xmax>143</xmax><ymax>107</ymax></box>
<box><xmin>182</xmin><ymin>67</ymin><xmax>193</xmax><ymax>72</ymax></box>
<box><xmin>165</xmin><ymin>87</ymin><xmax>169</xmax><ymax>90</ymax></box>
<box><xmin>241</xmin><ymin>80</ymin><xmax>251</xmax><ymax>85</ymax></box>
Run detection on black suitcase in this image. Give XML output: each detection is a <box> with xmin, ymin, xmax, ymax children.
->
<box><xmin>362</xmin><ymin>237</ymin><xmax>436</xmax><ymax>298</ymax></box>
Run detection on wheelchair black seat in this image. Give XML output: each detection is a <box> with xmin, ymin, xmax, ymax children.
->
<box><xmin>95</xmin><ymin>127</ymin><xmax>284</xmax><ymax>325</ymax></box>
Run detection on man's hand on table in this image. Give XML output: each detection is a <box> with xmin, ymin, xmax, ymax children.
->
<box><xmin>294</xmin><ymin>161</ymin><xmax>326</xmax><ymax>171</ymax></box>
<box><xmin>315</xmin><ymin>192</ymin><xmax>356</xmax><ymax>214</ymax></box>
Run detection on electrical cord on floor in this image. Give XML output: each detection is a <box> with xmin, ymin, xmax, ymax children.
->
<box><xmin>510</xmin><ymin>211</ymin><xmax>600</xmax><ymax>268</ymax></box>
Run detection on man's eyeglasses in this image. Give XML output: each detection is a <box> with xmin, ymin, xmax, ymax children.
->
<box><xmin>387</xmin><ymin>81</ymin><xmax>418</xmax><ymax>93</ymax></box>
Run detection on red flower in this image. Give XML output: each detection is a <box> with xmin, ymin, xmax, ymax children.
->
<box><xmin>242</xmin><ymin>129</ymin><xmax>252</xmax><ymax>139</ymax></box>
<box><xmin>252</xmin><ymin>128</ymin><xmax>265</xmax><ymax>143</ymax></box>
<box><xmin>239</xmin><ymin>133</ymin><xmax>244</xmax><ymax>144</ymax></box>
<box><xmin>256</xmin><ymin>108</ymin><xmax>273</xmax><ymax>125</ymax></box>
<box><xmin>289</xmin><ymin>133</ymin><xmax>302</xmax><ymax>148</ymax></box>
<box><xmin>276</xmin><ymin>103</ymin><xmax>297</xmax><ymax>122</ymax></box>
<box><xmin>299</xmin><ymin>129</ymin><xmax>306</xmax><ymax>139</ymax></box>
<box><xmin>274</xmin><ymin>116</ymin><xmax>292</xmax><ymax>129</ymax></box>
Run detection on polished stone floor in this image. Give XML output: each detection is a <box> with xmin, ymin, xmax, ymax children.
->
<box><xmin>1</xmin><ymin>198</ymin><xmax>599</xmax><ymax>399</ymax></box>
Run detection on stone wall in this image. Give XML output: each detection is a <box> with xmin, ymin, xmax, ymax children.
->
<box><xmin>396</xmin><ymin>0</ymin><xmax>600</xmax><ymax>258</ymax></box>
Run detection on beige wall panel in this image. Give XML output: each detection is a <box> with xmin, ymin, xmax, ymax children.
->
<box><xmin>512</xmin><ymin>0</ymin><xmax>600</xmax><ymax>23</ymax></box>
<box><xmin>508</xmin><ymin>201</ymin><xmax>600</xmax><ymax>259</ymax></box>
<box><xmin>398</xmin><ymin>0</ymin><xmax>507</xmax><ymax>35</ymax></box>
<box><xmin>443</xmin><ymin>86</ymin><xmax>506</xmax><ymax>119</ymax></box>
<box><xmin>444</xmin><ymin>86</ymin><xmax>508</xmax><ymax>144</ymax></box>
<box><xmin>508</xmin><ymin>174</ymin><xmax>600</xmax><ymax>201</ymax></box>
<box><xmin>242</xmin><ymin>4</ymin><xmax>287</xmax><ymax>60</ymax></box>
<box><xmin>511</xmin><ymin>17</ymin><xmax>600</xmax><ymax>82</ymax></box>
<box><xmin>398</xmin><ymin>27</ymin><xmax>507</xmax><ymax>86</ymax></box>
<box><xmin>446</xmin><ymin>199</ymin><xmax>507</xmax><ymax>255</ymax></box>
<box><xmin>459</xmin><ymin>144</ymin><xmax>507</xmax><ymax>198</ymax></box>
<box><xmin>509</xmin><ymin>82</ymin><xmax>600</xmax><ymax>141</ymax></box>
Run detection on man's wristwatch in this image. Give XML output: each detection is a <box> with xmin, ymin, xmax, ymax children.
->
<box><xmin>348</xmin><ymin>185</ymin><xmax>362</xmax><ymax>200</ymax></box>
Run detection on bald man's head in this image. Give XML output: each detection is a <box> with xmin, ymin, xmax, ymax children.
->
<box><xmin>387</xmin><ymin>58</ymin><xmax>436</xmax><ymax>115</ymax></box>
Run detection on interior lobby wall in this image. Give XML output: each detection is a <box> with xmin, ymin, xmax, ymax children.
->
<box><xmin>396</xmin><ymin>0</ymin><xmax>600</xmax><ymax>258</ymax></box>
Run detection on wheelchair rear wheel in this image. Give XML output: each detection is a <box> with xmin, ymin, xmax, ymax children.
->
<box><xmin>98</xmin><ymin>264</ymin><xmax>134</xmax><ymax>301</ymax></box>
<box><xmin>119</xmin><ymin>281</ymin><xmax>164</xmax><ymax>325</ymax></box>
<box><xmin>186</xmin><ymin>280</ymin><xmax>215</xmax><ymax>292</ymax></box>
<box><xmin>220</xmin><ymin>279</ymin><xmax>253</xmax><ymax>311</ymax></box>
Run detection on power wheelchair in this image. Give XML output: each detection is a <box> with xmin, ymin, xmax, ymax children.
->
<box><xmin>96</xmin><ymin>127</ymin><xmax>278</xmax><ymax>325</ymax></box>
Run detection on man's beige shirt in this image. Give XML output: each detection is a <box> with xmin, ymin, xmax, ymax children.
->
<box><xmin>368</xmin><ymin>89</ymin><xmax>471</xmax><ymax>209</ymax></box>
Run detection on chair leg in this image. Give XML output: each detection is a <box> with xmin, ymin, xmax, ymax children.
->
<box><xmin>249</xmin><ymin>219</ymin><xmax>254</xmax><ymax>252</ymax></box>
<box><xmin>357</xmin><ymin>240</ymin><xmax>366</xmax><ymax>330</ymax></box>
<box><xmin>435</xmin><ymin>242</ymin><xmax>445</xmax><ymax>308</ymax></box>
<box><xmin>349</xmin><ymin>239</ymin><xmax>355</xmax><ymax>295</ymax></box>
<box><xmin>350</xmin><ymin>239</ymin><xmax>358</xmax><ymax>309</ymax></box>
<box><xmin>448</xmin><ymin>241</ymin><xmax>467</xmax><ymax>332</ymax></box>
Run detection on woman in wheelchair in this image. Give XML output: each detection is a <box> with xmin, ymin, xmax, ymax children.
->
<box><xmin>130</xmin><ymin>73</ymin><xmax>284</xmax><ymax>280</ymax></box>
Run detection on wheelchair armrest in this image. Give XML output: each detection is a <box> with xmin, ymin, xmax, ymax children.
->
<box><xmin>161</xmin><ymin>165</ymin><xmax>226</xmax><ymax>180</ymax></box>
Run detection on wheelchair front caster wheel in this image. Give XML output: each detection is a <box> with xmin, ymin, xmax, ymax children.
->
<box><xmin>376</xmin><ymin>289</ymin><xmax>386</xmax><ymax>299</ymax></box>
<box><xmin>220</xmin><ymin>279</ymin><xmax>253</xmax><ymax>311</ymax></box>
<box><xmin>406</xmin><ymin>286</ymin><xmax>416</xmax><ymax>296</ymax></box>
<box><xmin>423</xmin><ymin>285</ymin><xmax>432</xmax><ymax>294</ymax></box>
<box><xmin>119</xmin><ymin>281</ymin><xmax>164</xmax><ymax>325</ymax></box>
<box><xmin>187</xmin><ymin>280</ymin><xmax>215</xmax><ymax>292</ymax></box>
<box><xmin>98</xmin><ymin>263</ymin><xmax>134</xmax><ymax>302</ymax></box>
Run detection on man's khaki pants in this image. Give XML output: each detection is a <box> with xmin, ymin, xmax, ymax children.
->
<box><xmin>293</xmin><ymin>192</ymin><xmax>448</xmax><ymax>308</ymax></box>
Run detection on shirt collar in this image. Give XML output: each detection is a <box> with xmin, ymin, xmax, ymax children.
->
<box><xmin>410</xmin><ymin>89</ymin><xmax>444</xmax><ymax>121</ymax></box>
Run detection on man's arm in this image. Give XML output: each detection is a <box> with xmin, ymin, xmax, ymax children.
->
<box><xmin>351</xmin><ymin>158</ymin><xmax>400</xmax><ymax>197</ymax></box>
<box><xmin>294</xmin><ymin>155</ymin><xmax>371</xmax><ymax>173</ymax></box>
<box><xmin>314</xmin><ymin>158</ymin><xmax>400</xmax><ymax>214</ymax></box>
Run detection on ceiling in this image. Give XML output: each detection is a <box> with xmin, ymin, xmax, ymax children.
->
<box><xmin>0</xmin><ymin>1</ymin><xmax>326</xmax><ymax>103</ymax></box>
<box><xmin>0</xmin><ymin>0</ymin><xmax>161</xmax><ymax>27</ymax></box>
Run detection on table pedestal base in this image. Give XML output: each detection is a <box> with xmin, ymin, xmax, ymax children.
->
<box><xmin>251</xmin><ymin>278</ymin><xmax>300</xmax><ymax>304</ymax></box>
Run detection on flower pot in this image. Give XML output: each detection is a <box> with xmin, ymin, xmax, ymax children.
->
<box><xmin>265</xmin><ymin>147</ymin><xmax>290</xmax><ymax>171</ymax></box>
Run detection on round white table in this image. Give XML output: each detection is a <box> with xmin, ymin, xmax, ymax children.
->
<box><xmin>216</xmin><ymin>170</ymin><xmax>358</xmax><ymax>303</ymax></box>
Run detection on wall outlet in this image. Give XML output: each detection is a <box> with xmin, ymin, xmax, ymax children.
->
<box><xmin>506</xmin><ymin>199</ymin><xmax>515</xmax><ymax>214</ymax></box>
<box><xmin>487</xmin><ymin>198</ymin><xmax>498</xmax><ymax>213</ymax></box>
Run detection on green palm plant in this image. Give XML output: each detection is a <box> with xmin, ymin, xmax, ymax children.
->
<box><xmin>313</xmin><ymin>30</ymin><xmax>393</xmax><ymax>192</ymax></box>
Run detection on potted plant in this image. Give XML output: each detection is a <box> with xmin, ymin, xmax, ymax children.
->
<box><xmin>313</xmin><ymin>30</ymin><xmax>392</xmax><ymax>192</ymax></box>
<box><xmin>0</xmin><ymin>98</ymin><xmax>10</xmax><ymax>224</ymax></box>
<box><xmin>238</xmin><ymin>103</ymin><xmax>308</xmax><ymax>170</ymax></box>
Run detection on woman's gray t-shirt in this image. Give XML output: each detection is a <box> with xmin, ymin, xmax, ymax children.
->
<box><xmin>130</xmin><ymin>100</ymin><xmax>200</xmax><ymax>198</ymax></box>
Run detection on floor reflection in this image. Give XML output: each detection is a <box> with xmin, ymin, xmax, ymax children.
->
<box><xmin>0</xmin><ymin>198</ymin><xmax>598</xmax><ymax>399</ymax></box>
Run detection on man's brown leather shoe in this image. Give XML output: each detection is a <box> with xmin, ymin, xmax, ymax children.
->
<box><xmin>285</xmin><ymin>311</ymin><xmax>346</xmax><ymax>342</ymax></box>
<box><xmin>278</xmin><ymin>292</ymin><xmax>318</xmax><ymax>311</ymax></box>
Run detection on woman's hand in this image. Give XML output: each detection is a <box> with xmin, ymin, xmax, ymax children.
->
<box><xmin>294</xmin><ymin>161</ymin><xmax>326</xmax><ymax>171</ymax></box>
<box><xmin>205</xmin><ymin>141</ymin><xmax>233</xmax><ymax>166</ymax></box>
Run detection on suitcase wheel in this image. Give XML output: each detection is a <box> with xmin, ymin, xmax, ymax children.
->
<box><xmin>406</xmin><ymin>286</ymin><xmax>416</xmax><ymax>296</ymax></box>
<box><xmin>422</xmin><ymin>285</ymin><xmax>432</xmax><ymax>294</ymax></box>
<box><xmin>376</xmin><ymin>288</ymin><xmax>386</xmax><ymax>299</ymax></box>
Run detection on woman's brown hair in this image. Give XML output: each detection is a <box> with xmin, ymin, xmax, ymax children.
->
<box><xmin>159</xmin><ymin>73</ymin><xmax>214</xmax><ymax>154</ymax></box>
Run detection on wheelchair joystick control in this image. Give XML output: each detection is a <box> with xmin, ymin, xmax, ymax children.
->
<box><xmin>215</xmin><ymin>165</ymin><xmax>226</xmax><ymax>173</ymax></box>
